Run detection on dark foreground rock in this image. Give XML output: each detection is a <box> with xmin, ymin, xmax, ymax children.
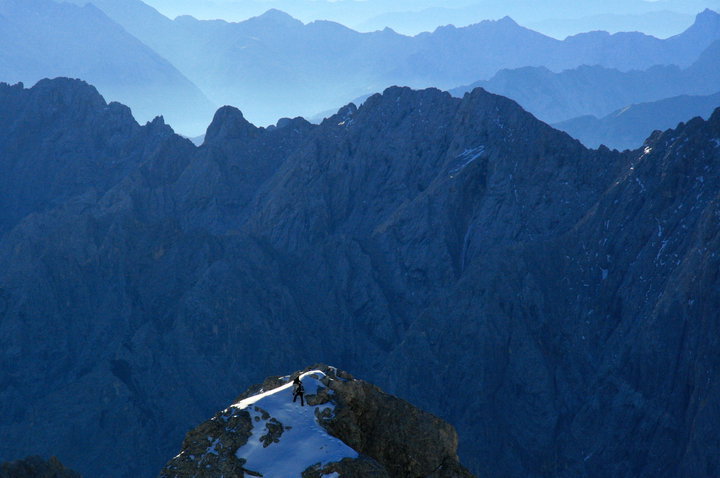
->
<box><xmin>0</xmin><ymin>456</ymin><xmax>81</xmax><ymax>478</ymax></box>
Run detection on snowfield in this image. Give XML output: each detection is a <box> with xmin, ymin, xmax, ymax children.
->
<box><xmin>232</xmin><ymin>370</ymin><xmax>358</xmax><ymax>476</ymax></box>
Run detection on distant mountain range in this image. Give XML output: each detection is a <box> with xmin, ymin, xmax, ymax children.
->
<box><xmin>142</xmin><ymin>0</ymin><xmax>720</xmax><ymax>36</ymax></box>
<box><xmin>525</xmin><ymin>11</ymin><xmax>695</xmax><ymax>39</ymax></box>
<box><xmin>554</xmin><ymin>91</ymin><xmax>720</xmax><ymax>150</ymax></box>
<box><xmin>452</xmin><ymin>36</ymin><xmax>720</xmax><ymax>124</ymax></box>
<box><xmin>49</xmin><ymin>0</ymin><xmax>720</xmax><ymax>128</ymax></box>
<box><xmin>0</xmin><ymin>0</ymin><xmax>216</xmax><ymax>134</ymax></box>
<box><xmin>360</xmin><ymin>7</ymin><xmax>696</xmax><ymax>38</ymax></box>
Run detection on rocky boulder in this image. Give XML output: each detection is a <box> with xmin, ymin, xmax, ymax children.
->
<box><xmin>160</xmin><ymin>365</ymin><xmax>474</xmax><ymax>478</ymax></box>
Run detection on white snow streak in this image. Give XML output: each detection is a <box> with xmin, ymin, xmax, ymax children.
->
<box><xmin>449</xmin><ymin>146</ymin><xmax>485</xmax><ymax>177</ymax></box>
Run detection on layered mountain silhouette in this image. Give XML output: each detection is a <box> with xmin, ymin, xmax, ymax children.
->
<box><xmin>54</xmin><ymin>0</ymin><xmax>720</xmax><ymax>126</ymax></box>
<box><xmin>452</xmin><ymin>35</ymin><xmax>720</xmax><ymax>125</ymax></box>
<box><xmin>0</xmin><ymin>0</ymin><xmax>216</xmax><ymax>134</ymax></box>
<box><xmin>1</xmin><ymin>78</ymin><xmax>719</xmax><ymax>477</ymax></box>
<box><xmin>554</xmin><ymin>91</ymin><xmax>720</xmax><ymax>150</ymax></box>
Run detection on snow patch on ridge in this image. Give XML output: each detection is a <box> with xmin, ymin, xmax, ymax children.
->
<box><xmin>232</xmin><ymin>370</ymin><xmax>357</xmax><ymax>476</ymax></box>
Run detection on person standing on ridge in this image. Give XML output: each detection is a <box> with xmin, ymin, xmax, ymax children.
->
<box><xmin>292</xmin><ymin>376</ymin><xmax>305</xmax><ymax>406</ymax></box>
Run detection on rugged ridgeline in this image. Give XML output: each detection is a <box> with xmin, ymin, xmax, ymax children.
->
<box><xmin>160</xmin><ymin>366</ymin><xmax>473</xmax><ymax>477</ymax></box>
<box><xmin>0</xmin><ymin>78</ymin><xmax>719</xmax><ymax>477</ymax></box>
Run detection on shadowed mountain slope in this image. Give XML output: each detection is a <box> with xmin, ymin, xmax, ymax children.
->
<box><xmin>0</xmin><ymin>79</ymin><xmax>718</xmax><ymax>477</ymax></box>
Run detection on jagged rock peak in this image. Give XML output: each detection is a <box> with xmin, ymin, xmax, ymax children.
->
<box><xmin>321</xmin><ymin>102</ymin><xmax>358</xmax><ymax>127</ymax></box>
<box><xmin>358</xmin><ymin>86</ymin><xmax>453</xmax><ymax>117</ymax></box>
<box><xmin>0</xmin><ymin>81</ymin><xmax>25</xmax><ymax>91</ymax></box>
<box><xmin>144</xmin><ymin>115</ymin><xmax>176</xmax><ymax>137</ymax></box>
<box><xmin>0</xmin><ymin>78</ymin><xmax>140</xmax><ymax>130</ymax></box>
<box><xmin>30</xmin><ymin>77</ymin><xmax>107</xmax><ymax>109</ymax></box>
<box><xmin>160</xmin><ymin>365</ymin><xmax>475</xmax><ymax>478</ymax></box>
<box><xmin>204</xmin><ymin>105</ymin><xmax>260</xmax><ymax>142</ymax></box>
<box><xmin>269</xmin><ymin>116</ymin><xmax>312</xmax><ymax>131</ymax></box>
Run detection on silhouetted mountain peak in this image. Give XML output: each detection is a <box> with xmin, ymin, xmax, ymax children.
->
<box><xmin>696</xmin><ymin>8</ymin><xmax>720</xmax><ymax>22</ymax></box>
<box><xmin>250</xmin><ymin>8</ymin><xmax>303</xmax><ymax>27</ymax></box>
<box><xmin>205</xmin><ymin>105</ymin><xmax>259</xmax><ymax>142</ymax></box>
<box><xmin>369</xmin><ymin>85</ymin><xmax>450</xmax><ymax>108</ymax></box>
<box><xmin>271</xmin><ymin>116</ymin><xmax>312</xmax><ymax>131</ymax></box>
<box><xmin>681</xmin><ymin>8</ymin><xmax>720</xmax><ymax>37</ymax></box>
<box><xmin>31</xmin><ymin>77</ymin><xmax>106</xmax><ymax>111</ymax></box>
<box><xmin>144</xmin><ymin>115</ymin><xmax>176</xmax><ymax>137</ymax></box>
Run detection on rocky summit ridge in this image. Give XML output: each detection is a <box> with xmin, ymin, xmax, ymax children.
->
<box><xmin>160</xmin><ymin>365</ymin><xmax>474</xmax><ymax>477</ymax></box>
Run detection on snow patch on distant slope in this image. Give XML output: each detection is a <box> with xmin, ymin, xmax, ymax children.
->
<box><xmin>232</xmin><ymin>370</ymin><xmax>357</xmax><ymax>476</ymax></box>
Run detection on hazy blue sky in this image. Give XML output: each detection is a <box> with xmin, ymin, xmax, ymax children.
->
<box><xmin>140</xmin><ymin>0</ymin><xmax>720</xmax><ymax>37</ymax></box>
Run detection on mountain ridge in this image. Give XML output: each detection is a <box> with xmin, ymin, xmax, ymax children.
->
<box><xmin>0</xmin><ymin>78</ymin><xmax>718</xmax><ymax>477</ymax></box>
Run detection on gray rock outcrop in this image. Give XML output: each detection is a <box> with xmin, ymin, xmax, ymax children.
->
<box><xmin>160</xmin><ymin>365</ymin><xmax>474</xmax><ymax>477</ymax></box>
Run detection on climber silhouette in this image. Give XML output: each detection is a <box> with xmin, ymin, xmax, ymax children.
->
<box><xmin>292</xmin><ymin>376</ymin><xmax>305</xmax><ymax>406</ymax></box>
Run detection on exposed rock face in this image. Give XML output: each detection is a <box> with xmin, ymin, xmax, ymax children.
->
<box><xmin>0</xmin><ymin>78</ymin><xmax>719</xmax><ymax>478</ymax></box>
<box><xmin>0</xmin><ymin>456</ymin><xmax>80</xmax><ymax>478</ymax></box>
<box><xmin>160</xmin><ymin>365</ymin><xmax>473</xmax><ymax>477</ymax></box>
<box><xmin>322</xmin><ymin>371</ymin><xmax>471</xmax><ymax>478</ymax></box>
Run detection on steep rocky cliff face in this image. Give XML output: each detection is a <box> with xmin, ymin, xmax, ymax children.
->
<box><xmin>0</xmin><ymin>78</ymin><xmax>718</xmax><ymax>478</ymax></box>
<box><xmin>380</xmin><ymin>110</ymin><xmax>720</xmax><ymax>476</ymax></box>
<box><xmin>160</xmin><ymin>365</ymin><xmax>473</xmax><ymax>477</ymax></box>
